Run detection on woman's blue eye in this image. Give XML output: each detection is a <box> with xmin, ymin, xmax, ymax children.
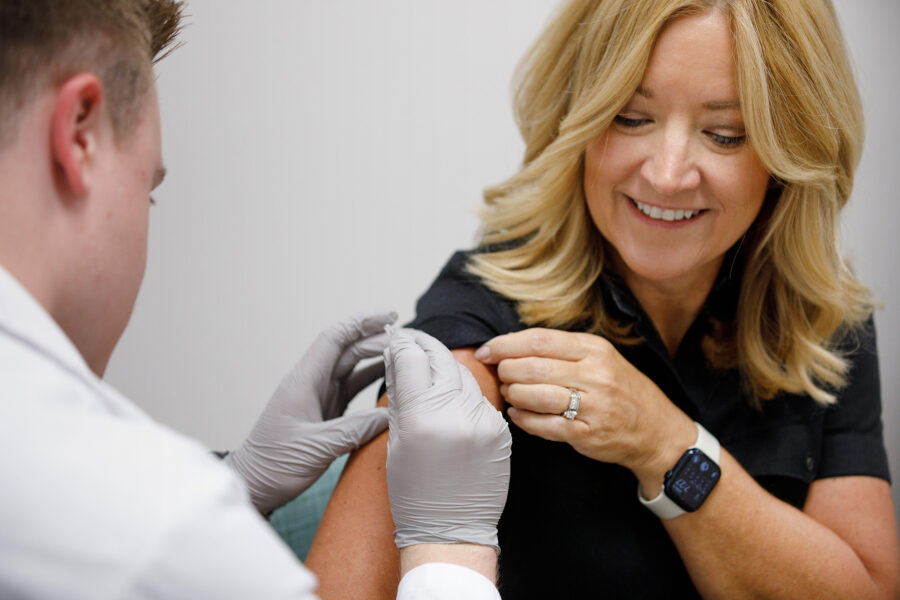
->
<box><xmin>708</xmin><ymin>132</ymin><xmax>745</xmax><ymax>148</ymax></box>
<box><xmin>613</xmin><ymin>115</ymin><xmax>647</xmax><ymax>128</ymax></box>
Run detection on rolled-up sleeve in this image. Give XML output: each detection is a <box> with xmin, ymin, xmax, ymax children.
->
<box><xmin>818</xmin><ymin>317</ymin><xmax>891</xmax><ymax>482</ymax></box>
<box><xmin>408</xmin><ymin>250</ymin><xmax>522</xmax><ymax>350</ymax></box>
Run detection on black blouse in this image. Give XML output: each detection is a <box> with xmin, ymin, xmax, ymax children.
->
<box><xmin>406</xmin><ymin>249</ymin><xmax>890</xmax><ymax>599</ymax></box>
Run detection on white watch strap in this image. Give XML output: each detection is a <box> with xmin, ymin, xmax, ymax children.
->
<box><xmin>637</xmin><ymin>422</ymin><xmax>720</xmax><ymax>520</ymax></box>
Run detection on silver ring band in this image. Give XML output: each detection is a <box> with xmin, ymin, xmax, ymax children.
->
<box><xmin>563</xmin><ymin>388</ymin><xmax>581</xmax><ymax>420</ymax></box>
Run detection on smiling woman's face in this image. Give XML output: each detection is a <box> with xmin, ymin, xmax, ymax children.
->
<box><xmin>584</xmin><ymin>9</ymin><xmax>770</xmax><ymax>291</ymax></box>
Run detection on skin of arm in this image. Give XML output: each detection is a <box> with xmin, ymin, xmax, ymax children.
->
<box><xmin>304</xmin><ymin>349</ymin><xmax>502</xmax><ymax>600</ymax></box>
<box><xmin>666</xmin><ymin>458</ymin><xmax>900</xmax><ymax>599</ymax></box>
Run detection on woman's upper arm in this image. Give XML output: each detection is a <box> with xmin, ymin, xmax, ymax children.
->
<box><xmin>804</xmin><ymin>476</ymin><xmax>900</xmax><ymax>597</ymax></box>
<box><xmin>304</xmin><ymin>348</ymin><xmax>503</xmax><ymax>599</ymax></box>
<box><xmin>449</xmin><ymin>348</ymin><xmax>504</xmax><ymax>409</ymax></box>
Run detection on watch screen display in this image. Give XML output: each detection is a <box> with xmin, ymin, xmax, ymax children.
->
<box><xmin>665</xmin><ymin>448</ymin><xmax>720</xmax><ymax>512</ymax></box>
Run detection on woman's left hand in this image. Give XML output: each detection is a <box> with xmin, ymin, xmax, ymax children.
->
<box><xmin>474</xmin><ymin>327</ymin><xmax>696</xmax><ymax>488</ymax></box>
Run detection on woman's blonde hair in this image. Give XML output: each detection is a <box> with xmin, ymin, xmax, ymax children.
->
<box><xmin>467</xmin><ymin>0</ymin><xmax>872</xmax><ymax>405</ymax></box>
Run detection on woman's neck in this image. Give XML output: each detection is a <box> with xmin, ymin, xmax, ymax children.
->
<box><xmin>607</xmin><ymin>250</ymin><xmax>723</xmax><ymax>357</ymax></box>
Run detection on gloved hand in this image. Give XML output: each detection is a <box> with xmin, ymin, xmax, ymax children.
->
<box><xmin>226</xmin><ymin>311</ymin><xmax>396</xmax><ymax>515</ymax></box>
<box><xmin>384</xmin><ymin>327</ymin><xmax>511</xmax><ymax>552</ymax></box>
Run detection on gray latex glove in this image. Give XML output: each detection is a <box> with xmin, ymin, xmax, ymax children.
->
<box><xmin>225</xmin><ymin>311</ymin><xmax>396</xmax><ymax>515</ymax></box>
<box><xmin>384</xmin><ymin>327</ymin><xmax>511</xmax><ymax>551</ymax></box>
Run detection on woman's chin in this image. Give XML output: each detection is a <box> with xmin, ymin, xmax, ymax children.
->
<box><xmin>613</xmin><ymin>250</ymin><xmax>721</xmax><ymax>289</ymax></box>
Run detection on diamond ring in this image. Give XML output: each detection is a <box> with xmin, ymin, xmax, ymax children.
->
<box><xmin>563</xmin><ymin>388</ymin><xmax>581</xmax><ymax>420</ymax></box>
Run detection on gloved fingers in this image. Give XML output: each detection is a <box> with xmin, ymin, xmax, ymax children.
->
<box><xmin>343</xmin><ymin>360</ymin><xmax>386</xmax><ymax>403</ymax></box>
<box><xmin>386</xmin><ymin>328</ymin><xmax>433</xmax><ymax>404</ymax></box>
<box><xmin>398</xmin><ymin>328</ymin><xmax>461</xmax><ymax>389</ymax></box>
<box><xmin>498</xmin><ymin>418</ymin><xmax>513</xmax><ymax>452</ymax></box>
<box><xmin>310</xmin><ymin>311</ymin><xmax>398</xmax><ymax>376</ymax></box>
<box><xmin>331</xmin><ymin>311</ymin><xmax>398</xmax><ymax>352</ymax></box>
<box><xmin>457</xmin><ymin>361</ymin><xmax>489</xmax><ymax>408</ymax></box>
<box><xmin>482</xmin><ymin>397</ymin><xmax>514</xmax><ymax>451</ymax></box>
<box><xmin>333</xmin><ymin>331</ymin><xmax>390</xmax><ymax>380</ymax></box>
<box><xmin>383</xmin><ymin>345</ymin><xmax>395</xmax><ymax>405</ymax></box>
<box><xmin>269</xmin><ymin>360</ymin><xmax>324</xmax><ymax>423</ymax></box>
<box><xmin>452</xmin><ymin>361</ymin><xmax>512</xmax><ymax>455</ymax></box>
<box><xmin>317</xmin><ymin>407</ymin><xmax>390</xmax><ymax>458</ymax></box>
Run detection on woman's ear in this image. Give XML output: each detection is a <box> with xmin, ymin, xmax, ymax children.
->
<box><xmin>50</xmin><ymin>73</ymin><xmax>105</xmax><ymax>198</ymax></box>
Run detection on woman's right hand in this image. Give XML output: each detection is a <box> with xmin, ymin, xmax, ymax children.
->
<box><xmin>475</xmin><ymin>327</ymin><xmax>696</xmax><ymax>496</ymax></box>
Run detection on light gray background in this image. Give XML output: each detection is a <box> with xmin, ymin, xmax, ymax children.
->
<box><xmin>106</xmin><ymin>1</ymin><xmax>900</xmax><ymax>530</ymax></box>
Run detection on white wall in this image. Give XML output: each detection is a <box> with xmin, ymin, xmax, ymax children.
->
<box><xmin>106</xmin><ymin>1</ymin><xmax>900</xmax><ymax>530</ymax></box>
<box><xmin>833</xmin><ymin>0</ymin><xmax>900</xmax><ymax>530</ymax></box>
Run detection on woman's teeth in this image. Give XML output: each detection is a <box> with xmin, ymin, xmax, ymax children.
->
<box><xmin>632</xmin><ymin>198</ymin><xmax>701</xmax><ymax>222</ymax></box>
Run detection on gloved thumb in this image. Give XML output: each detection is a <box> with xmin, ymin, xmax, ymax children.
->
<box><xmin>387</xmin><ymin>328</ymin><xmax>433</xmax><ymax>405</ymax></box>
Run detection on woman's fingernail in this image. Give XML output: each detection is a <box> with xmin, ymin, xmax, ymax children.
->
<box><xmin>474</xmin><ymin>345</ymin><xmax>490</xmax><ymax>361</ymax></box>
<box><xmin>507</xmin><ymin>407</ymin><xmax>519</xmax><ymax>420</ymax></box>
<box><xmin>499</xmin><ymin>384</ymin><xmax>509</xmax><ymax>396</ymax></box>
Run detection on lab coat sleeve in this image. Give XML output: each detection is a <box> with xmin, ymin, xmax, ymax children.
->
<box><xmin>71</xmin><ymin>447</ymin><xmax>321</xmax><ymax>600</ymax></box>
<box><xmin>397</xmin><ymin>563</ymin><xmax>501</xmax><ymax>600</ymax></box>
<box><xmin>125</xmin><ymin>468</ymin><xmax>320</xmax><ymax>600</ymax></box>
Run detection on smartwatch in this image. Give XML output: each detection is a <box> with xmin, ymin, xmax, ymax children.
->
<box><xmin>638</xmin><ymin>422</ymin><xmax>721</xmax><ymax>520</ymax></box>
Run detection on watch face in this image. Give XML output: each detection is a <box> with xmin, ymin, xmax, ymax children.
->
<box><xmin>665</xmin><ymin>448</ymin><xmax>720</xmax><ymax>512</ymax></box>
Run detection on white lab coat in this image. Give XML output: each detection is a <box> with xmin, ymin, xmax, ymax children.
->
<box><xmin>0</xmin><ymin>266</ymin><xmax>499</xmax><ymax>600</ymax></box>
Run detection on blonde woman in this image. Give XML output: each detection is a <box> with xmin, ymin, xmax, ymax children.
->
<box><xmin>306</xmin><ymin>0</ymin><xmax>900</xmax><ymax>597</ymax></box>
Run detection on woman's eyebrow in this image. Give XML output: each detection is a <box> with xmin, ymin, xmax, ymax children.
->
<box><xmin>704</xmin><ymin>99</ymin><xmax>741</xmax><ymax>110</ymax></box>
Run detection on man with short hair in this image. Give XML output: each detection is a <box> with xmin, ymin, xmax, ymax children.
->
<box><xmin>0</xmin><ymin>2</ymin><xmax>510</xmax><ymax>598</ymax></box>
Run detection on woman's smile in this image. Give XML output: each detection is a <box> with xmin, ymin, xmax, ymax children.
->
<box><xmin>626</xmin><ymin>194</ymin><xmax>707</xmax><ymax>225</ymax></box>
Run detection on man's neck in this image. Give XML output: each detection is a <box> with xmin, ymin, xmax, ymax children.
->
<box><xmin>0</xmin><ymin>197</ymin><xmax>112</xmax><ymax>378</ymax></box>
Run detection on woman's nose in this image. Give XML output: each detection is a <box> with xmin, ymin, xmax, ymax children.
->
<box><xmin>639</xmin><ymin>129</ymin><xmax>701</xmax><ymax>196</ymax></box>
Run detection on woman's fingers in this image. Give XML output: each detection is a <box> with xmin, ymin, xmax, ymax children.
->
<box><xmin>496</xmin><ymin>355</ymin><xmax>579</xmax><ymax>387</ymax></box>
<box><xmin>502</xmin><ymin>383</ymin><xmax>577</xmax><ymax>416</ymax></box>
<box><xmin>475</xmin><ymin>328</ymin><xmax>594</xmax><ymax>364</ymax></box>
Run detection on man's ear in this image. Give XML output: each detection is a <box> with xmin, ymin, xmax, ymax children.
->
<box><xmin>51</xmin><ymin>73</ymin><xmax>105</xmax><ymax>198</ymax></box>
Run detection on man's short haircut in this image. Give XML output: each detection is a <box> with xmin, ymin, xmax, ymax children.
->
<box><xmin>0</xmin><ymin>0</ymin><xmax>184</xmax><ymax>145</ymax></box>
